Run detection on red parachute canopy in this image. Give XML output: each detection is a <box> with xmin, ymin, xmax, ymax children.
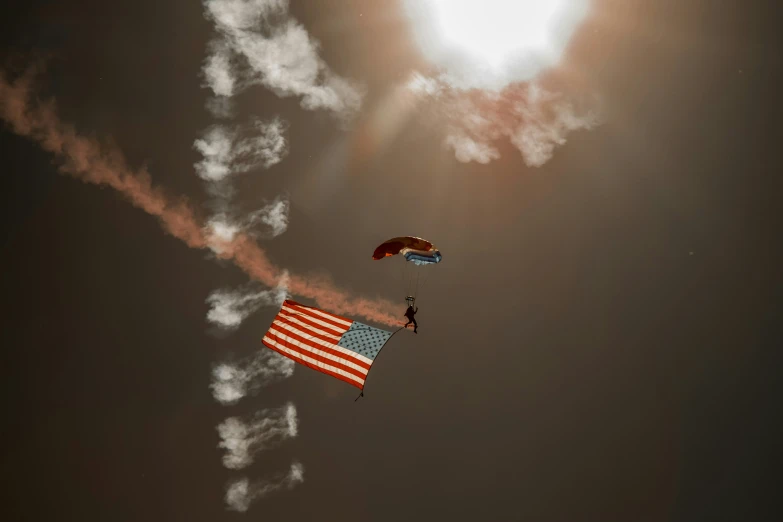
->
<box><xmin>371</xmin><ymin>236</ymin><xmax>442</xmax><ymax>265</ymax></box>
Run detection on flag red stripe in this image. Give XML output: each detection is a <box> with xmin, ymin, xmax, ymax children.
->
<box><xmin>263</xmin><ymin>338</ymin><xmax>364</xmax><ymax>389</ymax></box>
<box><xmin>265</xmin><ymin>330</ymin><xmax>369</xmax><ymax>380</ymax></box>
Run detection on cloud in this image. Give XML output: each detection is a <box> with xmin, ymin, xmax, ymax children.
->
<box><xmin>206</xmin><ymin>270</ymin><xmax>289</xmax><ymax>330</ymax></box>
<box><xmin>193</xmin><ymin>117</ymin><xmax>288</xmax><ymax>182</ymax></box>
<box><xmin>211</xmin><ymin>349</ymin><xmax>294</xmax><ymax>405</ymax></box>
<box><xmin>225</xmin><ymin>461</ymin><xmax>304</xmax><ymax>512</ymax></box>
<box><xmin>217</xmin><ymin>402</ymin><xmax>298</xmax><ymax>469</ymax></box>
<box><xmin>202</xmin><ymin>0</ymin><xmax>364</xmax><ymax>118</ymax></box>
<box><xmin>0</xmin><ymin>69</ymin><xmax>399</xmax><ymax>325</ymax></box>
<box><xmin>409</xmin><ymin>75</ymin><xmax>601</xmax><ymax>166</ymax></box>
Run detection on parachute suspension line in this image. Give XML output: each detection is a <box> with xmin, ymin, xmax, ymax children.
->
<box><xmin>354</xmin><ymin>325</ymin><xmax>406</xmax><ymax>401</ymax></box>
<box><xmin>403</xmin><ymin>261</ymin><xmax>412</xmax><ymax>300</ymax></box>
<box><xmin>418</xmin><ymin>269</ymin><xmax>431</xmax><ymax>301</ymax></box>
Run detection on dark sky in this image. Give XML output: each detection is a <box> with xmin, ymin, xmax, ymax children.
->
<box><xmin>2</xmin><ymin>0</ymin><xmax>782</xmax><ymax>520</ymax></box>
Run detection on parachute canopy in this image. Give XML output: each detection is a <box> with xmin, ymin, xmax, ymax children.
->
<box><xmin>372</xmin><ymin>236</ymin><xmax>443</xmax><ymax>266</ymax></box>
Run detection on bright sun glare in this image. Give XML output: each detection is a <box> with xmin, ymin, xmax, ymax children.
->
<box><xmin>433</xmin><ymin>0</ymin><xmax>563</xmax><ymax>66</ymax></box>
<box><xmin>404</xmin><ymin>0</ymin><xmax>589</xmax><ymax>89</ymax></box>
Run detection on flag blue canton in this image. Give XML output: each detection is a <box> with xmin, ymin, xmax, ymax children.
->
<box><xmin>337</xmin><ymin>321</ymin><xmax>392</xmax><ymax>360</ymax></box>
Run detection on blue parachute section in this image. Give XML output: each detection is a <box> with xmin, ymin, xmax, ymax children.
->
<box><xmin>403</xmin><ymin>250</ymin><xmax>443</xmax><ymax>265</ymax></box>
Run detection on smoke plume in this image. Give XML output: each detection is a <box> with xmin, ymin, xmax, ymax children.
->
<box><xmin>0</xmin><ymin>70</ymin><xmax>398</xmax><ymax>325</ymax></box>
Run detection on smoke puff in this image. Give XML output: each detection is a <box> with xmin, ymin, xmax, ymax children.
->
<box><xmin>202</xmin><ymin>39</ymin><xmax>236</xmax><ymax>98</ymax></box>
<box><xmin>409</xmin><ymin>74</ymin><xmax>601</xmax><ymax>167</ymax></box>
<box><xmin>210</xmin><ymin>349</ymin><xmax>294</xmax><ymax>405</ymax></box>
<box><xmin>225</xmin><ymin>478</ymin><xmax>252</xmax><ymax>512</ymax></box>
<box><xmin>246</xmin><ymin>196</ymin><xmax>289</xmax><ymax>238</ymax></box>
<box><xmin>193</xmin><ymin>117</ymin><xmax>288</xmax><ymax>182</ymax></box>
<box><xmin>225</xmin><ymin>461</ymin><xmax>305</xmax><ymax>512</ymax></box>
<box><xmin>217</xmin><ymin>402</ymin><xmax>298</xmax><ymax>469</ymax></box>
<box><xmin>205</xmin><ymin>271</ymin><xmax>289</xmax><ymax>330</ymax></box>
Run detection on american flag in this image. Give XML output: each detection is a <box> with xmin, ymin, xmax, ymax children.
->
<box><xmin>262</xmin><ymin>300</ymin><xmax>394</xmax><ymax>390</ymax></box>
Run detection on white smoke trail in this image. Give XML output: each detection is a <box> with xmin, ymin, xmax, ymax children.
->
<box><xmin>217</xmin><ymin>402</ymin><xmax>298</xmax><ymax>470</ymax></box>
<box><xmin>202</xmin><ymin>0</ymin><xmax>365</xmax><ymax>118</ymax></box>
<box><xmin>192</xmin><ymin>3</ymin><xmax>367</xmax><ymax>504</ymax></box>
<box><xmin>225</xmin><ymin>461</ymin><xmax>305</xmax><ymax>512</ymax></box>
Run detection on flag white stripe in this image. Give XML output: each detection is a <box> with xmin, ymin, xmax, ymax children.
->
<box><xmin>269</xmin><ymin>322</ymin><xmax>372</xmax><ymax>373</ymax></box>
<box><xmin>263</xmin><ymin>336</ymin><xmax>366</xmax><ymax>386</ymax></box>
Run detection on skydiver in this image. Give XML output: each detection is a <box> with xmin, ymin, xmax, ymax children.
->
<box><xmin>403</xmin><ymin>304</ymin><xmax>418</xmax><ymax>333</ymax></box>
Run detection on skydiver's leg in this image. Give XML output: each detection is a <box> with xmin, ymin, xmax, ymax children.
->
<box><xmin>412</xmin><ymin>318</ymin><xmax>418</xmax><ymax>333</ymax></box>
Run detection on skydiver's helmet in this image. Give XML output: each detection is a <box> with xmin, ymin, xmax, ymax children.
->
<box><xmin>405</xmin><ymin>296</ymin><xmax>415</xmax><ymax>308</ymax></box>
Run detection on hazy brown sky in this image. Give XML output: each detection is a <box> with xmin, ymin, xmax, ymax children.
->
<box><xmin>1</xmin><ymin>0</ymin><xmax>781</xmax><ymax>520</ymax></box>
